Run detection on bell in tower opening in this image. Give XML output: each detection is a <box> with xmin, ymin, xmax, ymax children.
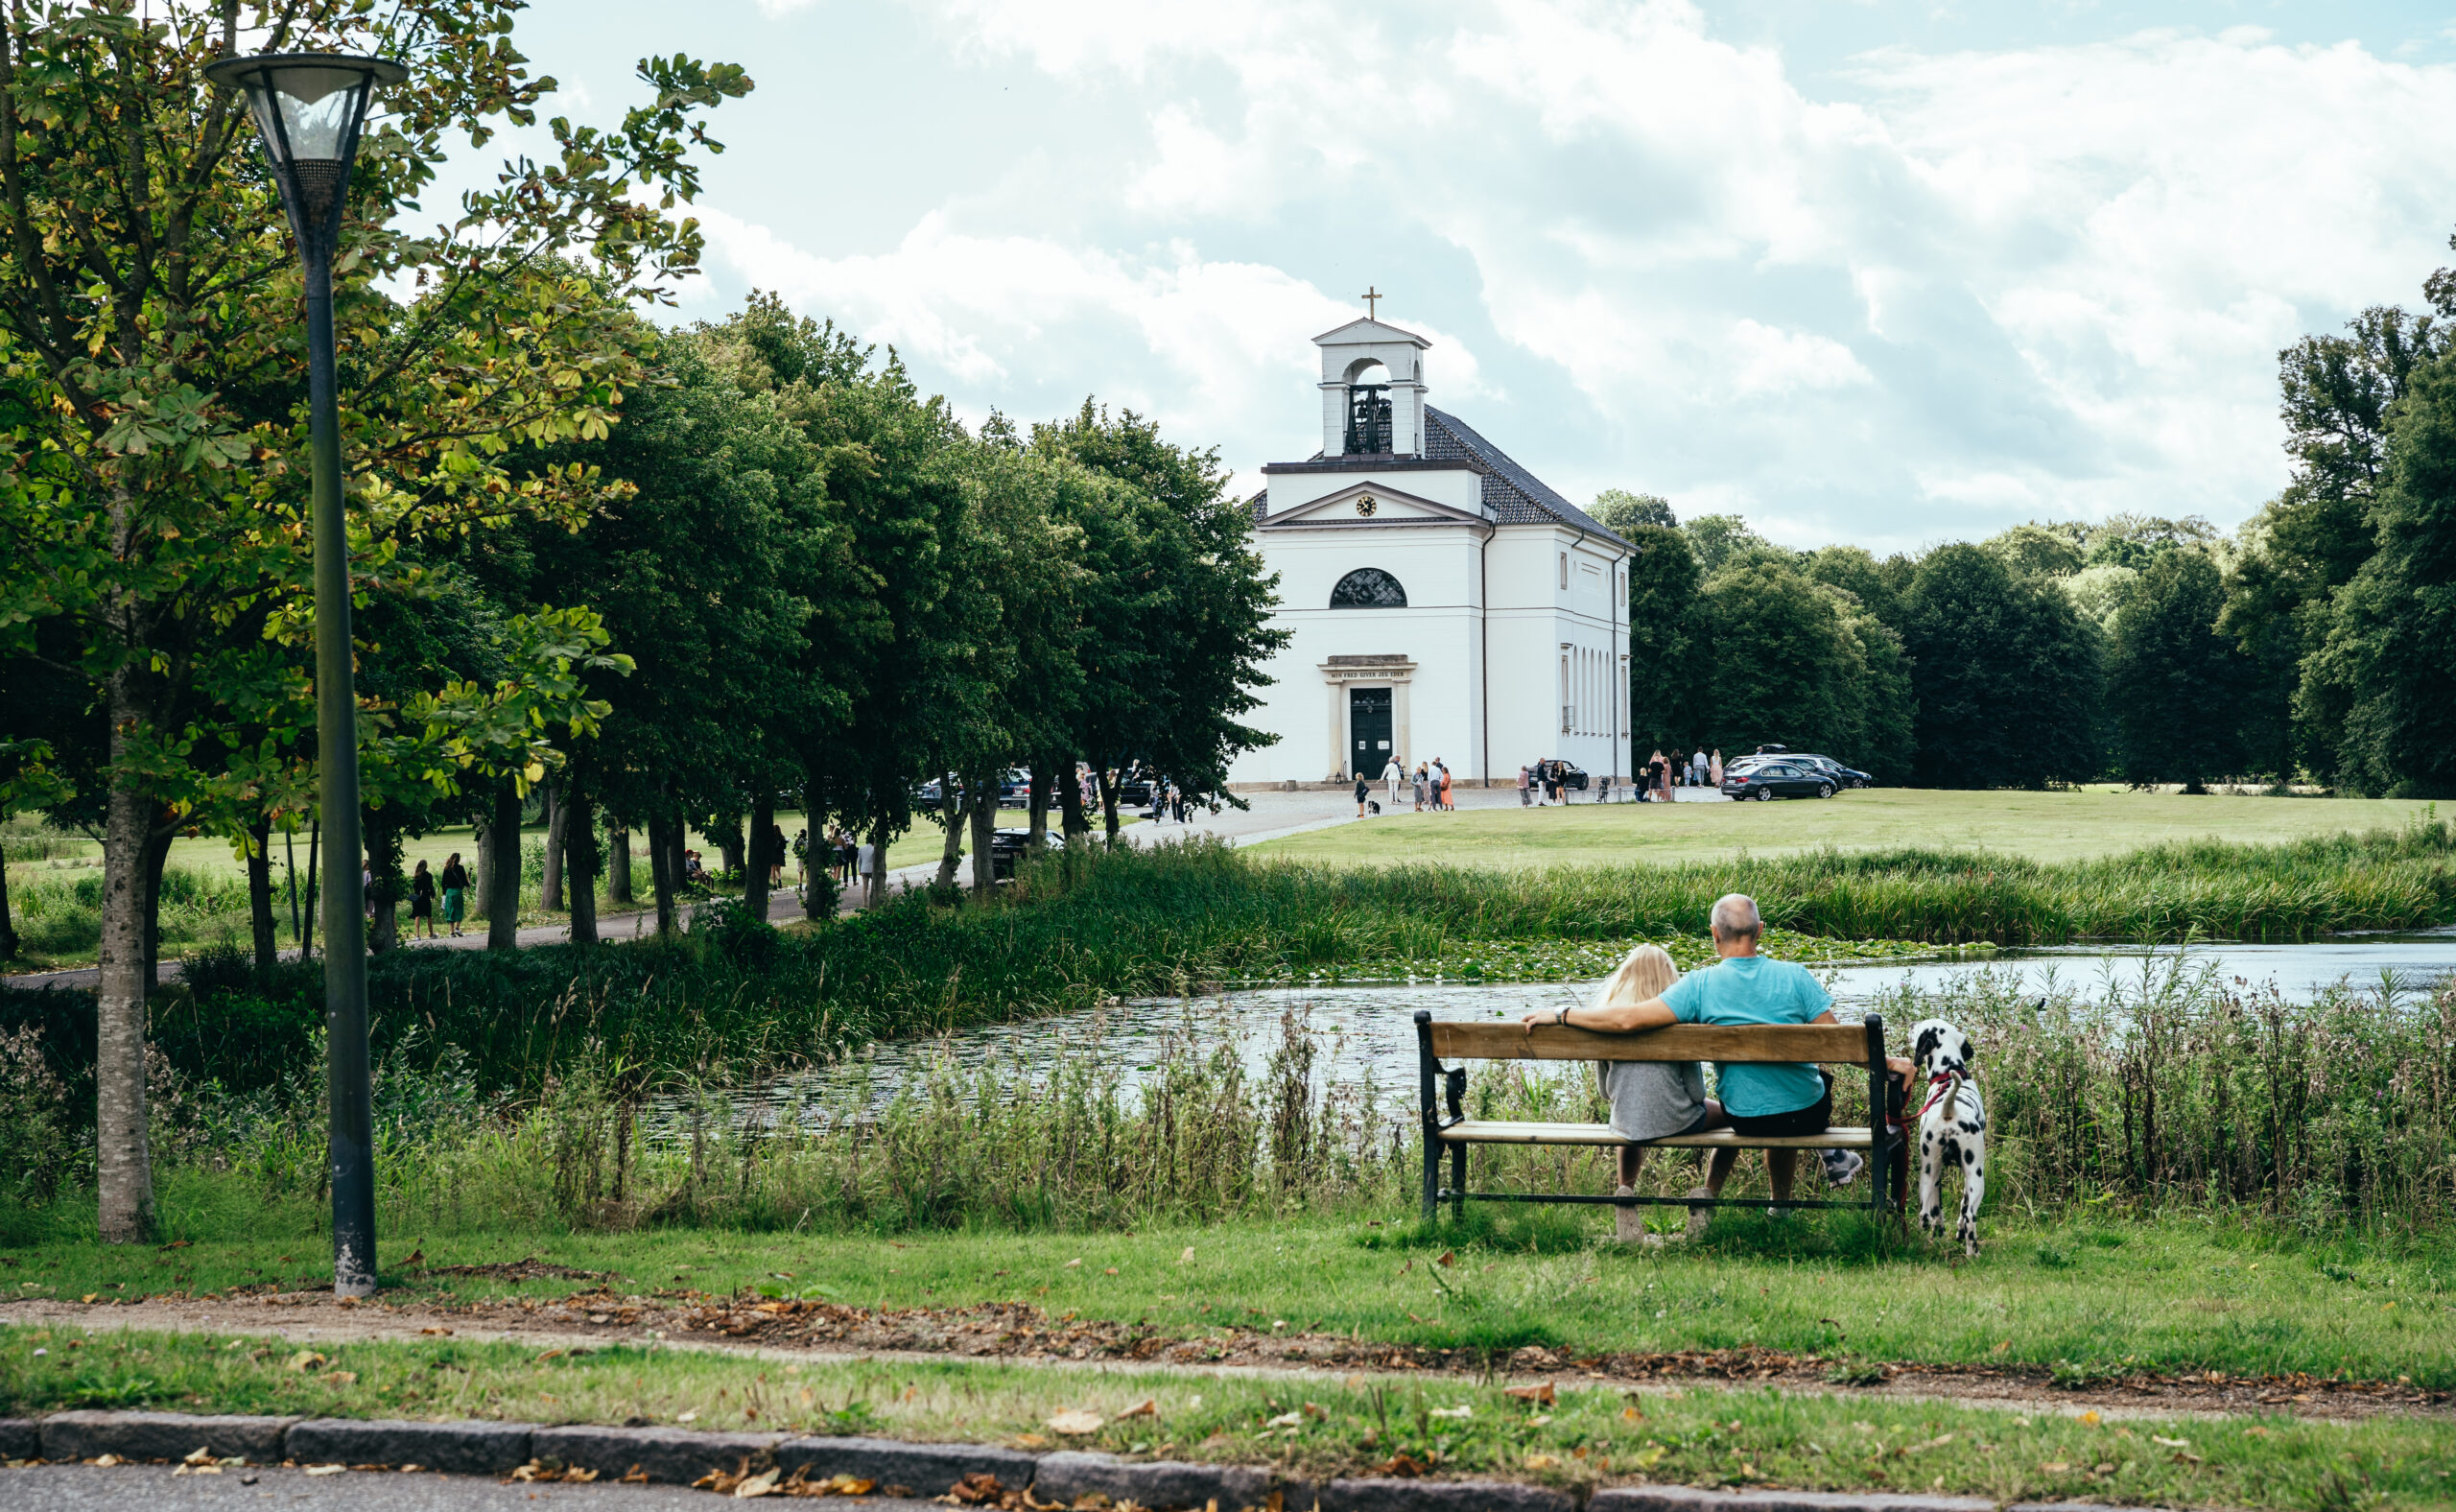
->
<box><xmin>1345</xmin><ymin>382</ymin><xmax>1393</xmax><ymax>454</ymax></box>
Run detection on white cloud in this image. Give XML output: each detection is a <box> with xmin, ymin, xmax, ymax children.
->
<box><xmin>692</xmin><ymin>1</ymin><xmax>2456</xmax><ymax>548</ymax></box>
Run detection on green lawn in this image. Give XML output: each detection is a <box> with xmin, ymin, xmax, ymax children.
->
<box><xmin>3</xmin><ymin>1325</ymin><xmax>2445</xmax><ymax>1509</ymax></box>
<box><xmin>1257</xmin><ymin>787</ymin><xmax>2448</xmax><ymax>868</ymax></box>
<box><xmin>12</xmin><ymin>1211</ymin><xmax>2449</xmax><ymax>1389</ymax></box>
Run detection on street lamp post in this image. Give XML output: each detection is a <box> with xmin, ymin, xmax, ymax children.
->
<box><xmin>205</xmin><ymin>51</ymin><xmax>407</xmax><ymax>1299</ymax></box>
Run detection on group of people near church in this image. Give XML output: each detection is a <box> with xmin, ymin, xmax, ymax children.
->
<box><xmin>1357</xmin><ymin>757</ymin><xmax>1456</xmax><ymax>815</ymax></box>
<box><xmin>1641</xmin><ymin>746</ymin><xmax>1723</xmax><ymax>799</ymax></box>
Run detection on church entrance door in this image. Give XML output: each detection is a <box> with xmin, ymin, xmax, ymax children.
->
<box><xmin>1350</xmin><ymin>686</ymin><xmax>1393</xmax><ymax>778</ymax></box>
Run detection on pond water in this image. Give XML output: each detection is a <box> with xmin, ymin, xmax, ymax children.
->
<box><xmin>728</xmin><ymin>930</ymin><xmax>2456</xmax><ymax>1125</ymax></box>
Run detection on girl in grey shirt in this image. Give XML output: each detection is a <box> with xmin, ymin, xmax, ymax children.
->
<box><xmin>1590</xmin><ymin>944</ymin><xmax>1728</xmax><ymax>1240</ymax></box>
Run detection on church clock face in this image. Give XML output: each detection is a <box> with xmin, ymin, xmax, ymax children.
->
<box><xmin>1355</xmin><ymin>493</ymin><xmax>1378</xmax><ymax>517</ymax></box>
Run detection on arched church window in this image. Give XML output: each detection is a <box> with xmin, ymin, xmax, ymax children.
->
<box><xmin>1330</xmin><ymin>568</ymin><xmax>1408</xmax><ymax>609</ymax></box>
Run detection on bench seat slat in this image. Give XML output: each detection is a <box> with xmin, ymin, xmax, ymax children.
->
<box><xmin>1428</xmin><ymin>1022</ymin><xmax>1870</xmax><ymax>1064</ymax></box>
<box><xmin>1437</xmin><ymin>1120</ymin><xmax>1876</xmax><ymax>1150</ymax></box>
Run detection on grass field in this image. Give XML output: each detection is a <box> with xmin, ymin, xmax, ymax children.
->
<box><xmin>5</xmin><ymin>1324</ymin><xmax>2443</xmax><ymax>1508</ymax></box>
<box><xmin>1255</xmin><ymin>788</ymin><xmax>2449</xmax><ymax>867</ymax></box>
<box><xmin>9</xmin><ymin>1212</ymin><xmax>2449</xmax><ymax>1387</ymax></box>
<box><xmin>1</xmin><ymin>1323</ymin><xmax>2444</xmax><ymax>1509</ymax></box>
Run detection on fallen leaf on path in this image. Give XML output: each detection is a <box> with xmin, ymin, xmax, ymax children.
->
<box><xmin>1264</xmin><ymin>1412</ymin><xmax>1302</xmax><ymax>1429</ymax></box>
<box><xmin>1505</xmin><ymin>1382</ymin><xmax>1556</xmax><ymax>1406</ymax></box>
<box><xmin>1118</xmin><ymin>1399</ymin><xmax>1157</xmax><ymax>1418</ymax></box>
<box><xmin>302</xmin><ymin>1464</ymin><xmax>346</xmax><ymax>1477</ymax></box>
<box><xmin>731</xmin><ymin>1468</ymin><xmax>780</xmax><ymax>1499</ymax></box>
<box><xmin>1047</xmin><ymin>1410</ymin><xmax>1104</xmax><ymax>1435</ymax></box>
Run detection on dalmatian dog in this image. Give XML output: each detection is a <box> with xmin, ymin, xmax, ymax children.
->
<box><xmin>1909</xmin><ymin>1018</ymin><xmax>1987</xmax><ymax>1256</ymax></box>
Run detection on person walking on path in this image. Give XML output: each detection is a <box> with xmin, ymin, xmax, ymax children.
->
<box><xmin>1710</xmin><ymin>749</ymin><xmax>1724</xmax><ymax>788</ymax></box>
<box><xmin>1413</xmin><ymin>763</ymin><xmax>1429</xmax><ymax>812</ymax></box>
<box><xmin>408</xmin><ymin>860</ymin><xmax>437</xmax><ymax>940</ymax></box>
<box><xmin>438</xmin><ymin>853</ymin><xmax>469</xmax><ymax>937</ymax></box>
<box><xmin>1437</xmin><ymin>760</ymin><xmax>1454</xmax><ymax>811</ymax></box>
<box><xmin>1518</xmin><ymin>766</ymin><xmax>1532</xmax><ymax>807</ymax></box>
<box><xmin>1382</xmin><ymin>754</ymin><xmax>1405</xmax><ymax>811</ymax></box>
<box><xmin>1691</xmin><ymin>748</ymin><xmax>1709</xmax><ymax>786</ymax></box>
<box><xmin>1355</xmin><ymin>774</ymin><xmax>1371</xmax><ymax>817</ymax></box>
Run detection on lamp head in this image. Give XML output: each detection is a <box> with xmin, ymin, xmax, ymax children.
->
<box><xmin>204</xmin><ymin>52</ymin><xmax>406</xmax><ymax>252</ymax></box>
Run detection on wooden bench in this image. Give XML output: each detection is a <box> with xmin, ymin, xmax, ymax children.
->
<box><xmin>1412</xmin><ymin>1010</ymin><xmax>1903</xmax><ymax>1221</ymax></box>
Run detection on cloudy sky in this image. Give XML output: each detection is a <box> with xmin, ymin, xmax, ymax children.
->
<box><xmin>512</xmin><ymin>1</ymin><xmax>2456</xmax><ymax>553</ymax></box>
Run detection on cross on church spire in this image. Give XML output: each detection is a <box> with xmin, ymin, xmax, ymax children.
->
<box><xmin>1359</xmin><ymin>285</ymin><xmax>1382</xmax><ymax>320</ymax></box>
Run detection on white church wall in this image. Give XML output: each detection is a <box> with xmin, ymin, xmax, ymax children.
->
<box><xmin>1262</xmin><ymin>465</ymin><xmax>1484</xmax><ymax>517</ymax></box>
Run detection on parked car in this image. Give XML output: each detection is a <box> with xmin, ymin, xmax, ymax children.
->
<box><xmin>1533</xmin><ymin>759</ymin><xmax>1589</xmax><ymax>791</ymax></box>
<box><xmin>988</xmin><ymin>826</ymin><xmax>1067</xmax><ymax>880</ymax></box>
<box><xmin>1722</xmin><ymin>759</ymin><xmax>1841</xmax><ymax>800</ymax></box>
<box><xmin>998</xmin><ymin>768</ymin><xmax>1032</xmax><ymax>804</ymax></box>
<box><xmin>1727</xmin><ymin>752</ymin><xmax>1870</xmax><ymax>790</ymax></box>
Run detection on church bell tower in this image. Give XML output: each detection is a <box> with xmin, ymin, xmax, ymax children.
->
<box><xmin>1315</xmin><ymin>314</ymin><xmax>1431</xmax><ymax>458</ymax></box>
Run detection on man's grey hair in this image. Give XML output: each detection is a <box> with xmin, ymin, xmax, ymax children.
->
<box><xmin>1710</xmin><ymin>893</ymin><xmax>1763</xmax><ymax>940</ymax></box>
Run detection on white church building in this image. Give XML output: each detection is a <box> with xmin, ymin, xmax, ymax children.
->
<box><xmin>1227</xmin><ymin>315</ymin><xmax>1634</xmax><ymax>790</ymax></box>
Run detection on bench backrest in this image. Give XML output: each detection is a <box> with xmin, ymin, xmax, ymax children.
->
<box><xmin>1424</xmin><ymin>1019</ymin><xmax>1876</xmax><ymax>1065</ymax></box>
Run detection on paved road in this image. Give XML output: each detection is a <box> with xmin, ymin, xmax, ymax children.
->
<box><xmin>3</xmin><ymin>781</ymin><xmax>1698</xmax><ymax>992</ymax></box>
<box><xmin>4</xmin><ymin>1462</ymin><xmax>940</xmax><ymax>1509</ymax></box>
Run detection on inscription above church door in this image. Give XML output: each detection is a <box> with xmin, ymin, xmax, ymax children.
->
<box><xmin>1350</xmin><ymin>686</ymin><xmax>1393</xmax><ymax>775</ymax></box>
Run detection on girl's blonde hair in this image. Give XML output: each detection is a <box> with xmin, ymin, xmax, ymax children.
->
<box><xmin>1593</xmin><ymin>943</ymin><xmax>1679</xmax><ymax>1012</ymax></box>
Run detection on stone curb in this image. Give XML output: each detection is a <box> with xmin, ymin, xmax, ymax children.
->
<box><xmin>1036</xmin><ymin>1448</ymin><xmax>1281</xmax><ymax>1510</ymax></box>
<box><xmin>286</xmin><ymin>1417</ymin><xmax>533</xmax><ymax>1476</ymax></box>
<box><xmin>40</xmin><ymin>1410</ymin><xmax>296</xmax><ymax>1465</ymax></box>
<box><xmin>1592</xmin><ymin>1492</ymin><xmax>1995</xmax><ymax>1512</ymax></box>
<box><xmin>13</xmin><ymin>1412</ymin><xmax>2224</xmax><ymax>1512</ymax></box>
<box><xmin>1327</xmin><ymin>1476</ymin><xmax>1578</xmax><ymax>1512</ymax></box>
<box><xmin>530</xmin><ymin>1422</ymin><xmax>778</xmax><ymax>1484</ymax></box>
<box><xmin>780</xmin><ymin>1434</ymin><xmax>1040</xmax><ymax>1497</ymax></box>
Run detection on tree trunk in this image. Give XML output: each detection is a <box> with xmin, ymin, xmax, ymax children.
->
<box><xmin>284</xmin><ymin>825</ymin><xmax>301</xmax><ymax>947</ymax></box>
<box><xmin>486</xmin><ymin>785</ymin><xmax>521</xmax><ymax>951</ymax></box>
<box><xmin>801</xmin><ymin>783</ymin><xmax>829</xmax><ymax>921</ymax></box>
<box><xmin>136</xmin><ymin>822</ymin><xmax>173</xmax><ymax>992</ymax></box>
<box><xmin>649</xmin><ymin>814</ymin><xmax>677</xmax><ymax>936</ymax></box>
<box><xmin>866</xmin><ymin>816</ymin><xmax>891</xmax><ymax>906</ymax></box>
<box><xmin>1058</xmin><ymin>758</ymin><xmax>1091</xmax><ymax>839</ymax></box>
<box><xmin>1027</xmin><ymin>762</ymin><xmax>1051</xmax><ymax>854</ymax></box>
<box><xmin>364</xmin><ymin>804</ymin><xmax>399</xmax><ymax>955</ymax></box>
<box><xmin>247</xmin><ymin>817</ymin><xmax>277</xmax><ymax>974</ymax></box>
<box><xmin>95</xmin><ymin>710</ymin><xmax>154</xmax><ymax>1244</ymax></box>
<box><xmin>302</xmin><ymin>816</ymin><xmax>319</xmax><ymax>958</ymax></box>
<box><xmin>540</xmin><ymin>783</ymin><xmax>566</xmax><ymax>911</ymax></box>
<box><xmin>1098</xmin><ymin>767</ymin><xmax>1122</xmax><ymax>844</ymax></box>
<box><xmin>470</xmin><ymin>819</ymin><xmax>491</xmax><ymax>917</ymax></box>
<box><xmin>605</xmin><ymin>825</ymin><xmax>633</xmax><ymax>904</ymax></box>
<box><xmin>969</xmin><ymin>773</ymin><xmax>997</xmax><ymax>898</ymax></box>
<box><xmin>744</xmin><ymin>789</ymin><xmax>773</xmax><ymax>923</ymax></box>
<box><xmin>567</xmin><ymin>790</ymin><xmax>598</xmax><ymax>947</ymax></box>
<box><xmin>933</xmin><ymin>779</ymin><xmax>964</xmax><ymax>891</ymax></box>
<box><xmin>0</xmin><ymin>839</ymin><xmax>14</xmax><ymax>960</ymax></box>
<box><xmin>715</xmin><ymin>812</ymin><xmax>745</xmax><ymax>880</ymax></box>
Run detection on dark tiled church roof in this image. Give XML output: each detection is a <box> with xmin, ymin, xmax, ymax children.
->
<box><xmin>1243</xmin><ymin>414</ymin><xmax>1630</xmax><ymax>551</ymax></box>
<box><xmin>1424</xmin><ymin>408</ymin><xmax>1630</xmax><ymax>549</ymax></box>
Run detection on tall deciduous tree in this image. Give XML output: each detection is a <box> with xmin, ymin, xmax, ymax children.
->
<box><xmin>2302</xmin><ymin>350</ymin><xmax>2456</xmax><ymax>795</ymax></box>
<box><xmin>1901</xmin><ymin>545</ymin><xmax>2101</xmax><ymax>788</ymax></box>
<box><xmin>1622</xmin><ymin>523</ymin><xmax>1704</xmax><ymax>751</ymax></box>
<box><xmin>2106</xmin><ymin>550</ymin><xmax>2250</xmax><ymax>791</ymax></box>
<box><xmin>0</xmin><ymin>1</ymin><xmax>744</xmax><ymax>1241</ymax></box>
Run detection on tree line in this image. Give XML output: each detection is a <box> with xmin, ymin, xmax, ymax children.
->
<box><xmin>0</xmin><ymin>2</ymin><xmax>1278</xmax><ymax>1244</ymax></box>
<box><xmin>1595</xmin><ymin>228</ymin><xmax>2456</xmax><ymax>798</ymax></box>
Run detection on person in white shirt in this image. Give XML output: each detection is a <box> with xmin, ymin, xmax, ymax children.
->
<box><xmin>1382</xmin><ymin>755</ymin><xmax>1404</xmax><ymax>809</ymax></box>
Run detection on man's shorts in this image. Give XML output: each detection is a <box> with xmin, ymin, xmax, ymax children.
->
<box><xmin>1727</xmin><ymin>1069</ymin><xmax>1833</xmax><ymax>1138</ymax></box>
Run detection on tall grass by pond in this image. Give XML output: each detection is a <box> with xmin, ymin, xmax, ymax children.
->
<box><xmin>5</xmin><ymin>962</ymin><xmax>2448</xmax><ymax>1242</ymax></box>
<box><xmin>6</xmin><ymin>827</ymin><xmax>2452</xmax><ymax>1102</ymax></box>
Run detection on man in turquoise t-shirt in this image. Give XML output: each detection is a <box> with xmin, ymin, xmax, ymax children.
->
<box><xmin>1525</xmin><ymin>893</ymin><xmax>1910</xmax><ymax>1218</ymax></box>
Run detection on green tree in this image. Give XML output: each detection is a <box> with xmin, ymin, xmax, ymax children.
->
<box><xmin>1680</xmin><ymin>513</ymin><xmax>1781</xmax><ymax>576</ymax></box>
<box><xmin>1622</xmin><ymin>523</ymin><xmax>1704</xmax><ymax>750</ymax></box>
<box><xmin>1591</xmin><ymin>489</ymin><xmax>1676</xmax><ymax>534</ymax></box>
<box><xmin>2105</xmin><ymin>550</ymin><xmax>2250</xmax><ymax>791</ymax></box>
<box><xmin>0</xmin><ymin>1</ymin><xmax>744</xmax><ymax>1242</ymax></box>
<box><xmin>1901</xmin><ymin>545</ymin><xmax>2102</xmax><ymax>787</ymax></box>
<box><xmin>1802</xmin><ymin>544</ymin><xmax>1913</xmax><ymax>629</ymax></box>
<box><xmin>2301</xmin><ymin>350</ymin><xmax>2456</xmax><ymax>794</ymax></box>
<box><xmin>1984</xmin><ymin>523</ymin><xmax>2088</xmax><ymax>579</ymax></box>
<box><xmin>1693</xmin><ymin>562</ymin><xmax>1858</xmax><ymax>760</ymax></box>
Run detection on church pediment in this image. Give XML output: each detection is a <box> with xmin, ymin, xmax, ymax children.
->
<box><xmin>1312</xmin><ymin>316</ymin><xmax>1432</xmax><ymax>348</ymax></box>
<box><xmin>1258</xmin><ymin>481</ymin><xmax>1492</xmax><ymax>532</ymax></box>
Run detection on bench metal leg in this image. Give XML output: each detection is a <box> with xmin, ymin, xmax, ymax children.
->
<box><xmin>1450</xmin><ymin>1139</ymin><xmax>1466</xmax><ymax>1219</ymax></box>
<box><xmin>1421</xmin><ymin>1126</ymin><xmax>1441</xmax><ymax>1224</ymax></box>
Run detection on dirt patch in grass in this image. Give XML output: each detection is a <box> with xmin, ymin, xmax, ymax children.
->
<box><xmin>15</xmin><ymin>1287</ymin><xmax>2447</xmax><ymax>1425</ymax></box>
<box><xmin>409</xmin><ymin>1255</ymin><xmax>614</xmax><ymax>1283</ymax></box>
